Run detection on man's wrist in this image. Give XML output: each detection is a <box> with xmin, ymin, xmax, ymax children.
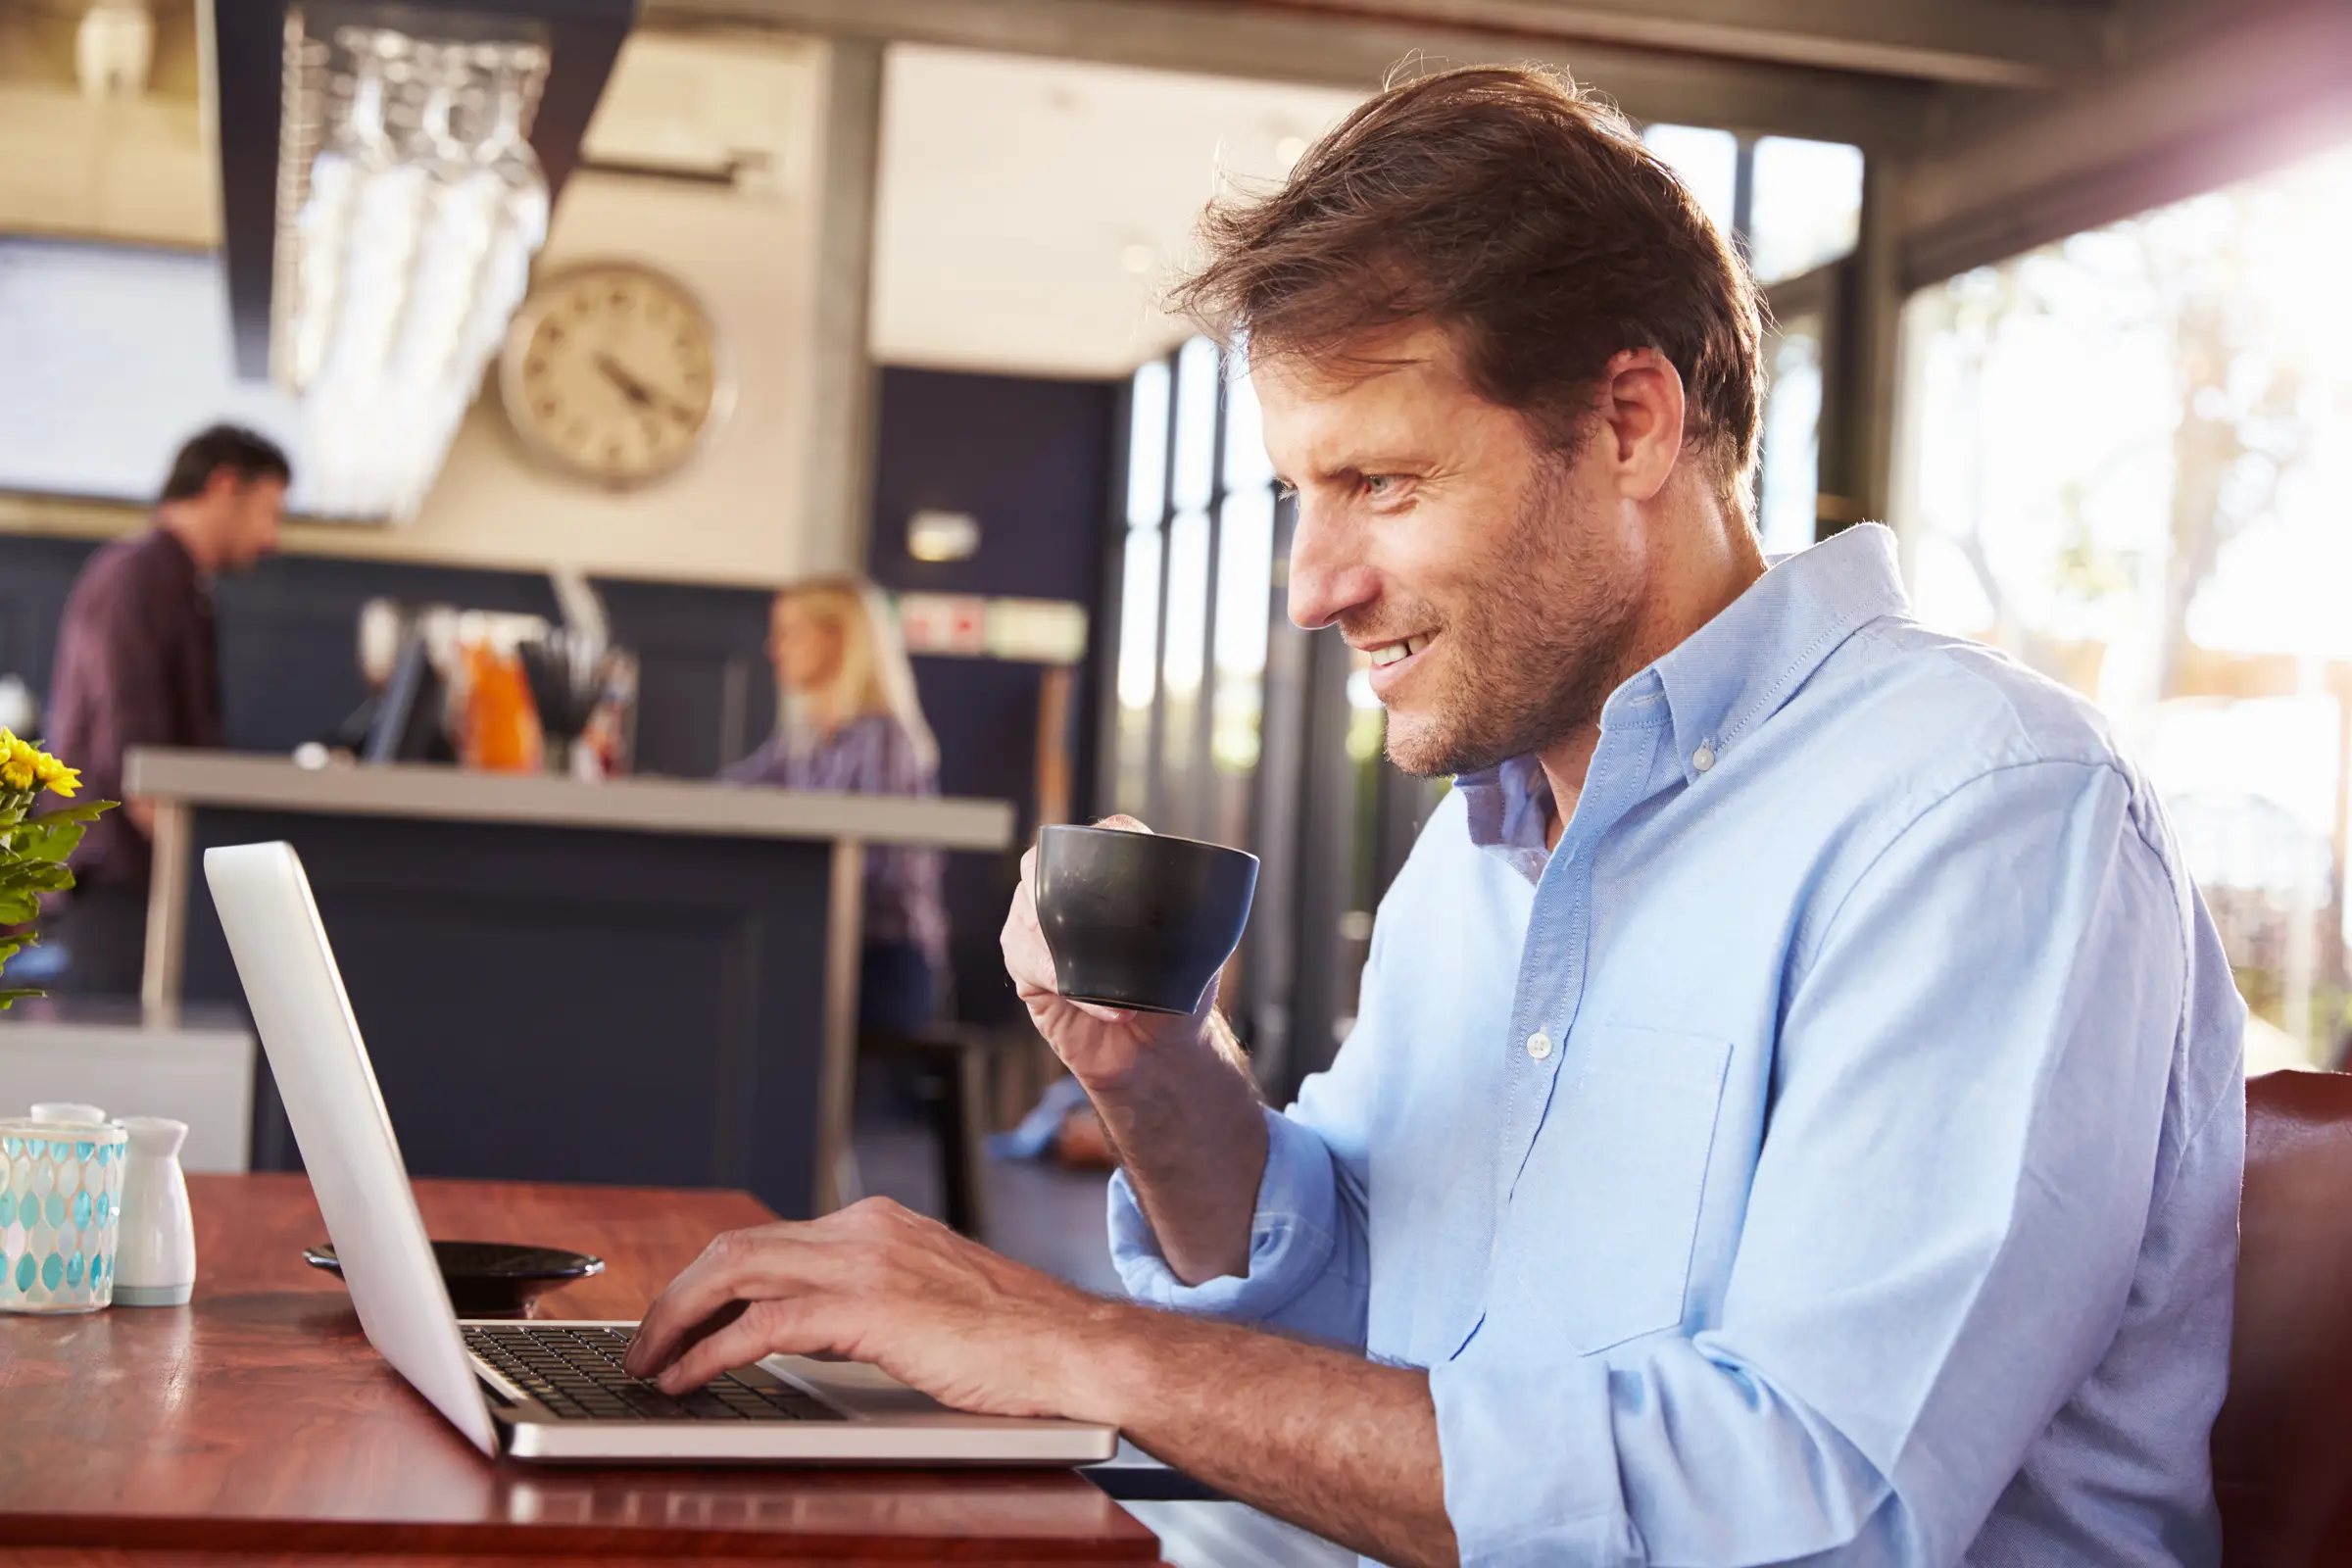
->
<box><xmin>1050</xmin><ymin>1293</ymin><xmax>1165</xmax><ymax>1429</ymax></box>
<box><xmin>1059</xmin><ymin>1013</ymin><xmax>1217</xmax><ymax>1102</ymax></box>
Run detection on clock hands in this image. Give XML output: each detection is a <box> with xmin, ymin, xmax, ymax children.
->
<box><xmin>594</xmin><ymin>353</ymin><xmax>701</xmax><ymax>426</ymax></box>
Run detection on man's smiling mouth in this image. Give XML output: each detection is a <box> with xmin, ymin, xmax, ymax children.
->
<box><xmin>1368</xmin><ymin>635</ymin><xmax>1430</xmax><ymax>668</ymax></box>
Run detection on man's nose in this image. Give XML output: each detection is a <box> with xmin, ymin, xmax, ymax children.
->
<box><xmin>1283</xmin><ymin>501</ymin><xmax>1378</xmax><ymax>632</ymax></box>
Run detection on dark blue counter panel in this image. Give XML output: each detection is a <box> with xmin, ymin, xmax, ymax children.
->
<box><xmin>176</xmin><ymin>807</ymin><xmax>833</xmax><ymax>1219</ymax></box>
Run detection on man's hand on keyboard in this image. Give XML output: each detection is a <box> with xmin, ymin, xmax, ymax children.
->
<box><xmin>621</xmin><ymin>1197</ymin><xmax>1128</xmax><ymax>1421</ymax></box>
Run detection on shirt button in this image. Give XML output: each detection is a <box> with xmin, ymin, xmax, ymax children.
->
<box><xmin>1525</xmin><ymin>1030</ymin><xmax>1554</xmax><ymax>1061</ymax></box>
<box><xmin>1692</xmin><ymin>744</ymin><xmax>1716</xmax><ymax>773</ymax></box>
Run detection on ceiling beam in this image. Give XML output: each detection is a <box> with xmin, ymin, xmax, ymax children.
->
<box><xmin>1237</xmin><ymin>0</ymin><xmax>2104</xmax><ymax>88</ymax></box>
<box><xmin>641</xmin><ymin>0</ymin><xmax>1937</xmax><ymax>148</ymax></box>
<box><xmin>1902</xmin><ymin>0</ymin><xmax>2352</xmax><ymax>286</ymax></box>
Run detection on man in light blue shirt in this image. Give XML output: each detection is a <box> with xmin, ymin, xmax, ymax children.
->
<box><xmin>1102</xmin><ymin>511</ymin><xmax>2243</xmax><ymax>1562</ymax></box>
<box><xmin>627</xmin><ymin>64</ymin><xmax>2242</xmax><ymax>1568</ymax></box>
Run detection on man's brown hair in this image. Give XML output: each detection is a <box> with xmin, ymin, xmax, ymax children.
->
<box><xmin>1169</xmin><ymin>65</ymin><xmax>1765</xmax><ymax>507</ymax></box>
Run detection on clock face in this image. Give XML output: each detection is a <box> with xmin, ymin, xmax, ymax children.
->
<box><xmin>499</xmin><ymin>264</ymin><xmax>723</xmax><ymax>487</ymax></box>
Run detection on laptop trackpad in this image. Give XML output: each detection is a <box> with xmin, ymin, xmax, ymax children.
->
<box><xmin>767</xmin><ymin>1355</ymin><xmax>953</xmax><ymax>1418</ymax></box>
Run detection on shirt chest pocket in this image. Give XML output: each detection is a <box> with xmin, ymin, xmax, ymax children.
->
<box><xmin>1502</xmin><ymin>1024</ymin><xmax>1732</xmax><ymax>1354</ymax></box>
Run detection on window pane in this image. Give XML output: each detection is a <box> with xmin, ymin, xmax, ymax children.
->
<box><xmin>1749</xmin><ymin>137</ymin><xmax>1863</xmax><ymax>284</ymax></box>
<box><xmin>1214</xmin><ymin>485</ymin><xmax>1275</xmax><ymax>680</ymax></box>
<box><xmin>1642</xmin><ymin>123</ymin><xmax>1738</xmax><ymax>241</ymax></box>
<box><xmin>1212</xmin><ymin>483</ymin><xmax>1276</xmax><ymax>773</ymax></box>
<box><xmin>1126</xmin><ymin>358</ymin><xmax>1170</xmax><ymax>528</ymax></box>
<box><xmin>1160</xmin><ymin>508</ymin><xmax>1211</xmax><ymax>697</ymax></box>
<box><xmin>1170</xmin><ymin>337</ymin><xmax>1221</xmax><ymax>514</ymax></box>
<box><xmin>1222</xmin><ymin>355</ymin><xmax>1274</xmax><ymax>490</ymax></box>
<box><xmin>1899</xmin><ymin>139</ymin><xmax>2352</xmax><ymax>1065</ymax></box>
<box><xmin>1758</xmin><ymin>316</ymin><xmax>1822</xmax><ymax>556</ymax></box>
<box><xmin>1115</xmin><ymin>523</ymin><xmax>1162</xmax><ymax>710</ymax></box>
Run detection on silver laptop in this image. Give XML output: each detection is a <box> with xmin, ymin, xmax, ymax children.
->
<box><xmin>204</xmin><ymin>840</ymin><xmax>1117</xmax><ymax>1465</ymax></box>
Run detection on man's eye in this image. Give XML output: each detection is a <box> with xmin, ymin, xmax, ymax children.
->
<box><xmin>1361</xmin><ymin>474</ymin><xmax>1400</xmax><ymax>499</ymax></box>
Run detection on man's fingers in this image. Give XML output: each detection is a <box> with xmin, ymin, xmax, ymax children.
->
<box><xmin>1002</xmin><ymin>866</ymin><xmax>1077</xmax><ymax>1007</ymax></box>
<box><xmin>624</xmin><ymin>1226</ymin><xmax>826</xmax><ymax>1378</ymax></box>
<box><xmin>1001</xmin><ymin>890</ymin><xmax>1056</xmax><ymax>992</ymax></box>
<box><xmin>655</xmin><ymin>1298</ymin><xmax>835</xmax><ymax>1394</ymax></box>
<box><xmin>659</xmin><ymin>1297</ymin><xmax>749</xmax><ymax>1378</ymax></box>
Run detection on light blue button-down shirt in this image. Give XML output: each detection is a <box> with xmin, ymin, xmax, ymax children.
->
<box><xmin>1110</xmin><ymin>524</ymin><xmax>2245</xmax><ymax>1566</ymax></box>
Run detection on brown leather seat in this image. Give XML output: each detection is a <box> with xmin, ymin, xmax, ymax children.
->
<box><xmin>2213</xmin><ymin>1069</ymin><xmax>2352</xmax><ymax>1564</ymax></box>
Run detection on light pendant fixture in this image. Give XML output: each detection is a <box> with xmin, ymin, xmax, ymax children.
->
<box><xmin>272</xmin><ymin>11</ymin><xmax>552</xmax><ymax>519</ymax></box>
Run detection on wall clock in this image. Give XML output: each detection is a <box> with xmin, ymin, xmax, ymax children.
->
<box><xmin>499</xmin><ymin>263</ymin><xmax>726</xmax><ymax>488</ymax></box>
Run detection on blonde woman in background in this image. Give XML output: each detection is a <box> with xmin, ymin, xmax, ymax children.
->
<box><xmin>724</xmin><ymin>576</ymin><xmax>949</xmax><ymax>1036</ymax></box>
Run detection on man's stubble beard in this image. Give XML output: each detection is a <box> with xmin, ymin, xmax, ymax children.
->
<box><xmin>1378</xmin><ymin>461</ymin><xmax>1648</xmax><ymax>779</ymax></box>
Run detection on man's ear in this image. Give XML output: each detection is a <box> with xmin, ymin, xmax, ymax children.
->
<box><xmin>1596</xmin><ymin>348</ymin><xmax>1687</xmax><ymax>503</ymax></box>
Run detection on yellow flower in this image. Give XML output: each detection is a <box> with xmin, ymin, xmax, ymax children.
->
<box><xmin>0</xmin><ymin>735</ymin><xmax>33</xmax><ymax>793</ymax></box>
<box><xmin>32</xmin><ymin>756</ymin><xmax>79</xmax><ymax>798</ymax></box>
<box><xmin>0</xmin><ymin>731</ymin><xmax>76</xmax><ymax>796</ymax></box>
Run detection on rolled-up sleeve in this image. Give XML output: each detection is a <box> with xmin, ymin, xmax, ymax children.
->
<box><xmin>1107</xmin><ymin>928</ymin><xmax>1389</xmax><ymax>1346</ymax></box>
<box><xmin>1426</xmin><ymin>760</ymin><xmax>2237</xmax><ymax>1565</ymax></box>
<box><xmin>1109</xmin><ymin>1102</ymin><xmax>1370</xmax><ymax>1341</ymax></box>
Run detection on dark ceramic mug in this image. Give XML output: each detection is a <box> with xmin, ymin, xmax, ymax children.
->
<box><xmin>1033</xmin><ymin>824</ymin><xmax>1260</xmax><ymax>1015</ymax></box>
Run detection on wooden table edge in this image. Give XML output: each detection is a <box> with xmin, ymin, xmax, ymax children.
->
<box><xmin>0</xmin><ymin>1511</ymin><xmax>1165</xmax><ymax>1562</ymax></box>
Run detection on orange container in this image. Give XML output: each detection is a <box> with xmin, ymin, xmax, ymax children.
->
<box><xmin>459</xmin><ymin>639</ymin><xmax>546</xmax><ymax>773</ymax></box>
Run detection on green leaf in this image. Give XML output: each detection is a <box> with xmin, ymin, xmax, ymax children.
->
<box><xmin>26</xmin><ymin>800</ymin><xmax>115</xmax><ymax>827</ymax></box>
<box><xmin>0</xmin><ymin>892</ymin><xmax>38</xmax><ymax>924</ymax></box>
<box><xmin>8</xmin><ymin>819</ymin><xmax>85</xmax><ymax>863</ymax></box>
<box><xmin>22</xmin><ymin>863</ymin><xmax>68</xmax><ymax>892</ymax></box>
<box><xmin>0</xmin><ymin>862</ymin><xmax>71</xmax><ymax>894</ymax></box>
<box><xmin>0</xmin><ymin>988</ymin><xmax>43</xmax><ymax>1009</ymax></box>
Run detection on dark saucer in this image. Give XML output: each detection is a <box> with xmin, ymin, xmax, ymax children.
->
<box><xmin>304</xmin><ymin>1240</ymin><xmax>604</xmax><ymax>1317</ymax></box>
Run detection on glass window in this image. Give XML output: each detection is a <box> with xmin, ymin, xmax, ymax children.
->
<box><xmin>1211</xmin><ymin>363</ymin><xmax>1278</xmax><ymax>772</ymax></box>
<box><xmin>1125</xmin><ymin>358</ymin><xmax>1170</xmax><ymax>528</ymax></box>
<box><xmin>1160</xmin><ymin>508</ymin><xmax>1211</xmax><ymax>698</ymax></box>
<box><xmin>1642</xmin><ymin>123</ymin><xmax>1739</xmax><ymax>241</ymax></box>
<box><xmin>1757</xmin><ymin>315</ymin><xmax>1823</xmax><ymax>555</ymax></box>
<box><xmin>1748</xmin><ymin>136</ymin><xmax>1864</xmax><ymax>284</ymax></box>
<box><xmin>1115</xmin><ymin>522</ymin><xmax>1164</xmax><ymax>711</ymax></box>
<box><xmin>1212</xmin><ymin>482</ymin><xmax>1276</xmax><ymax>772</ymax></box>
<box><xmin>1900</xmin><ymin>138</ymin><xmax>2352</xmax><ymax>1068</ymax></box>
<box><xmin>1221</xmin><ymin>352</ymin><xmax>1274</xmax><ymax>489</ymax></box>
<box><xmin>1113</xmin><ymin>356</ymin><xmax>1172</xmax><ymax>816</ymax></box>
<box><xmin>1169</xmin><ymin>336</ymin><xmax>1221</xmax><ymax>514</ymax></box>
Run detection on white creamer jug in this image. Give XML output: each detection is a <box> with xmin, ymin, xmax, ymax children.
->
<box><xmin>113</xmin><ymin>1116</ymin><xmax>195</xmax><ymax>1307</ymax></box>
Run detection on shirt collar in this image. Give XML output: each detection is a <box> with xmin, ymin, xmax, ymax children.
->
<box><xmin>1649</xmin><ymin>522</ymin><xmax>1908</xmax><ymax>785</ymax></box>
<box><xmin>1456</xmin><ymin>523</ymin><xmax>1909</xmax><ymax>851</ymax></box>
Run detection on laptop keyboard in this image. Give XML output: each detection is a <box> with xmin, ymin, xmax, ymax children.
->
<box><xmin>464</xmin><ymin>1323</ymin><xmax>845</xmax><ymax>1423</ymax></box>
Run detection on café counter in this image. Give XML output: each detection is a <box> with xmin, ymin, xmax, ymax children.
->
<box><xmin>122</xmin><ymin>748</ymin><xmax>1015</xmax><ymax>1218</ymax></box>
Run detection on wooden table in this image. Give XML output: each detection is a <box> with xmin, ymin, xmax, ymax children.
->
<box><xmin>0</xmin><ymin>1173</ymin><xmax>1162</xmax><ymax>1564</ymax></box>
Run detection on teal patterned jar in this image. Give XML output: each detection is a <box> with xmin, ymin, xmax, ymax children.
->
<box><xmin>0</xmin><ymin>1117</ymin><xmax>126</xmax><ymax>1313</ymax></box>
